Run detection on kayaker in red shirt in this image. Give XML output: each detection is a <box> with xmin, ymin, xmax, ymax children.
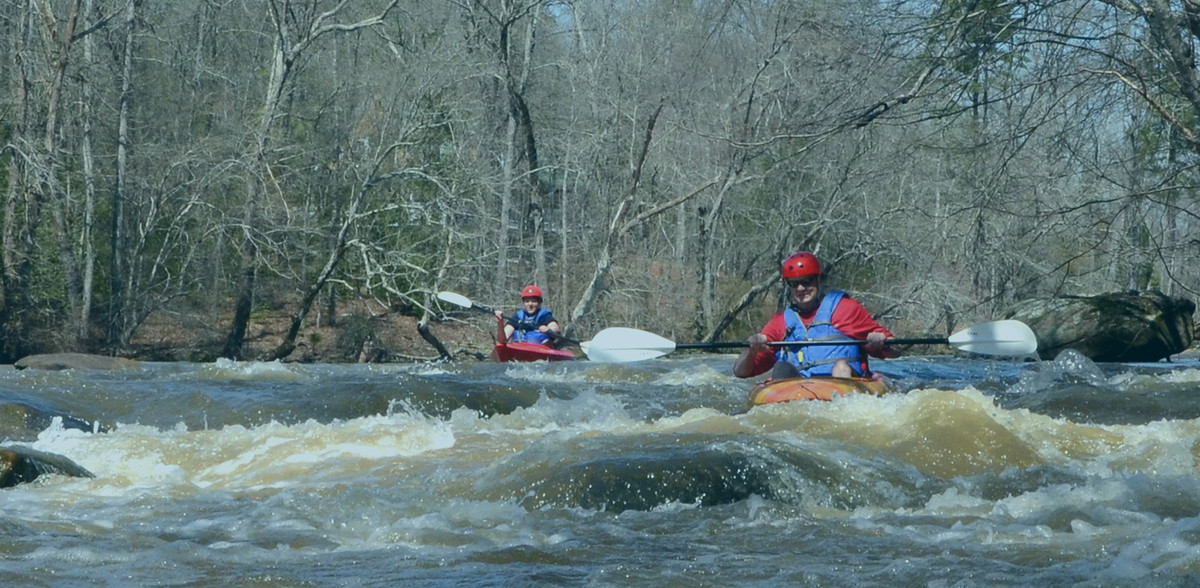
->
<box><xmin>733</xmin><ymin>251</ymin><xmax>898</xmax><ymax>379</ymax></box>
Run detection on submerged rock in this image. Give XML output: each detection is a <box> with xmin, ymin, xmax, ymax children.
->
<box><xmin>0</xmin><ymin>403</ymin><xmax>105</xmax><ymax>442</ymax></box>
<box><xmin>475</xmin><ymin>433</ymin><xmax>945</xmax><ymax>512</ymax></box>
<box><xmin>13</xmin><ymin>353</ymin><xmax>139</xmax><ymax>371</ymax></box>
<box><xmin>1006</xmin><ymin>290</ymin><xmax>1195</xmax><ymax>362</ymax></box>
<box><xmin>0</xmin><ymin>446</ymin><xmax>94</xmax><ymax>488</ymax></box>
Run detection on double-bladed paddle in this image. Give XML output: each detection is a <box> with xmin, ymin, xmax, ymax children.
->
<box><xmin>578</xmin><ymin>320</ymin><xmax>1038</xmax><ymax>363</ymax></box>
<box><xmin>439</xmin><ymin>291</ymin><xmax>1037</xmax><ymax>363</ymax></box>
<box><xmin>436</xmin><ymin>291</ymin><xmax>584</xmax><ymax>347</ymax></box>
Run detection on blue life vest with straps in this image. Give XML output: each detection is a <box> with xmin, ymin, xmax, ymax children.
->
<box><xmin>510</xmin><ymin>307</ymin><xmax>555</xmax><ymax>345</ymax></box>
<box><xmin>775</xmin><ymin>290</ymin><xmax>868</xmax><ymax>377</ymax></box>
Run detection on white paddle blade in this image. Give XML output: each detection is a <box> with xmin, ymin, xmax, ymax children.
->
<box><xmin>947</xmin><ymin>319</ymin><xmax>1038</xmax><ymax>356</ymax></box>
<box><xmin>436</xmin><ymin>291</ymin><xmax>473</xmax><ymax>309</ymax></box>
<box><xmin>582</xmin><ymin>327</ymin><xmax>677</xmax><ymax>363</ymax></box>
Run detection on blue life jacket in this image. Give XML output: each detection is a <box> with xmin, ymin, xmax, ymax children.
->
<box><xmin>775</xmin><ymin>290</ymin><xmax>868</xmax><ymax>377</ymax></box>
<box><xmin>511</xmin><ymin>307</ymin><xmax>555</xmax><ymax>345</ymax></box>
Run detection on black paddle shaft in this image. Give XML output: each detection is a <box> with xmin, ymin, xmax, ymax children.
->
<box><xmin>673</xmin><ymin>337</ymin><xmax>948</xmax><ymax>350</ymax></box>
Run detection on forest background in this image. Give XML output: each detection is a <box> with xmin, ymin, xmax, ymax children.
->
<box><xmin>2</xmin><ymin>0</ymin><xmax>1198</xmax><ymax>364</ymax></box>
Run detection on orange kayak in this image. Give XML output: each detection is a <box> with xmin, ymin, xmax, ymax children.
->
<box><xmin>749</xmin><ymin>376</ymin><xmax>890</xmax><ymax>405</ymax></box>
<box><xmin>491</xmin><ymin>341</ymin><xmax>575</xmax><ymax>363</ymax></box>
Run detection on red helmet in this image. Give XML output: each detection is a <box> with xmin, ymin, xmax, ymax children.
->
<box><xmin>781</xmin><ymin>252</ymin><xmax>821</xmax><ymax>279</ymax></box>
<box><xmin>520</xmin><ymin>285</ymin><xmax>543</xmax><ymax>300</ymax></box>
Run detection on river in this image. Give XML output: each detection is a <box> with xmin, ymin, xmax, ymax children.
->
<box><xmin>3</xmin><ymin>351</ymin><xmax>1200</xmax><ymax>586</ymax></box>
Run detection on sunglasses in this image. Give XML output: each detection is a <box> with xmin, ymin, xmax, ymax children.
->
<box><xmin>786</xmin><ymin>277</ymin><xmax>818</xmax><ymax>289</ymax></box>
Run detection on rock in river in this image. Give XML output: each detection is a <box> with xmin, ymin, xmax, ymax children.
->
<box><xmin>0</xmin><ymin>402</ymin><xmax>105</xmax><ymax>442</ymax></box>
<box><xmin>0</xmin><ymin>445</ymin><xmax>94</xmax><ymax>488</ymax></box>
<box><xmin>1006</xmin><ymin>290</ymin><xmax>1195</xmax><ymax>362</ymax></box>
<box><xmin>13</xmin><ymin>353</ymin><xmax>139</xmax><ymax>371</ymax></box>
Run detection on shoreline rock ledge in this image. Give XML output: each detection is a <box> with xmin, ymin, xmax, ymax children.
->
<box><xmin>1005</xmin><ymin>290</ymin><xmax>1195</xmax><ymax>362</ymax></box>
<box><xmin>13</xmin><ymin>353</ymin><xmax>140</xmax><ymax>371</ymax></box>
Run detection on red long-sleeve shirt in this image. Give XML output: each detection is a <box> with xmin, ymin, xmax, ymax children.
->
<box><xmin>740</xmin><ymin>295</ymin><xmax>896</xmax><ymax>377</ymax></box>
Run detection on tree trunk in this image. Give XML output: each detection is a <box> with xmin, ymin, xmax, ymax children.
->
<box><xmin>497</xmin><ymin>111</ymin><xmax>515</xmax><ymax>289</ymax></box>
<box><xmin>1</xmin><ymin>3</ymin><xmax>34</xmax><ymax>359</ymax></box>
<box><xmin>222</xmin><ymin>7</ymin><xmax>287</xmax><ymax>360</ymax></box>
<box><xmin>109</xmin><ymin>0</ymin><xmax>135</xmax><ymax>346</ymax></box>
<box><xmin>422</xmin><ymin>220</ymin><xmax>458</xmax><ymax>362</ymax></box>
<box><xmin>78</xmin><ymin>0</ymin><xmax>98</xmax><ymax>341</ymax></box>
<box><xmin>1</xmin><ymin>0</ymin><xmax>84</xmax><ymax>358</ymax></box>
<box><xmin>697</xmin><ymin>177</ymin><xmax>735</xmax><ymax>338</ymax></box>
<box><xmin>42</xmin><ymin>2</ymin><xmax>85</xmax><ymax>339</ymax></box>
<box><xmin>515</xmin><ymin>11</ymin><xmax>547</xmax><ymax>288</ymax></box>
<box><xmin>222</xmin><ymin>253</ymin><xmax>256</xmax><ymax>360</ymax></box>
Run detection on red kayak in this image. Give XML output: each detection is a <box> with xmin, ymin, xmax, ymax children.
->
<box><xmin>491</xmin><ymin>341</ymin><xmax>575</xmax><ymax>363</ymax></box>
<box><xmin>490</xmin><ymin>314</ymin><xmax>574</xmax><ymax>362</ymax></box>
<box><xmin>749</xmin><ymin>376</ymin><xmax>889</xmax><ymax>405</ymax></box>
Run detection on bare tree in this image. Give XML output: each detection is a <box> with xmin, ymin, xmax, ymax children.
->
<box><xmin>455</xmin><ymin>0</ymin><xmax>554</xmax><ymax>296</ymax></box>
<box><xmin>0</xmin><ymin>0</ymin><xmax>106</xmax><ymax>358</ymax></box>
<box><xmin>220</xmin><ymin>0</ymin><xmax>399</xmax><ymax>359</ymax></box>
<box><xmin>106</xmin><ymin>0</ymin><xmax>135</xmax><ymax>346</ymax></box>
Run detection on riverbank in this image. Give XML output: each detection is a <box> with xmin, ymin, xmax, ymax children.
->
<box><xmin>125</xmin><ymin>305</ymin><xmax>496</xmax><ymax>364</ymax></box>
<box><xmin>105</xmin><ymin>303</ymin><xmax>1200</xmax><ymax>365</ymax></box>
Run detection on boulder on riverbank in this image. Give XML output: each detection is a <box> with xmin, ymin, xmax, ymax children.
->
<box><xmin>1005</xmin><ymin>290</ymin><xmax>1195</xmax><ymax>362</ymax></box>
<box><xmin>0</xmin><ymin>445</ymin><xmax>94</xmax><ymax>488</ymax></box>
<box><xmin>13</xmin><ymin>353</ymin><xmax>140</xmax><ymax>371</ymax></box>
